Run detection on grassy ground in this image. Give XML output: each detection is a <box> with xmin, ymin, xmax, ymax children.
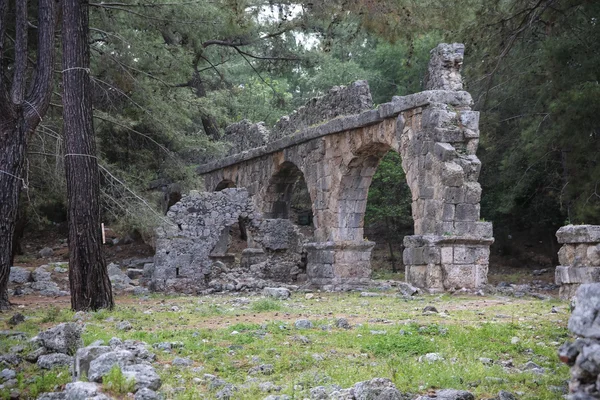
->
<box><xmin>0</xmin><ymin>289</ymin><xmax>571</xmax><ymax>400</ymax></box>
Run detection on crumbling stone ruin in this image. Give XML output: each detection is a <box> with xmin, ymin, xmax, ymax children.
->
<box><xmin>153</xmin><ymin>43</ymin><xmax>494</xmax><ymax>293</ymax></box>
<box><xmin>559</xmin><ymin>283</ymin><xmax>600</xmax><ymax>398</ymax></box>
<box><xmin>555</xmin><ymin>225</ymin><xmax>600</xmax><ymax>300</ymax></box>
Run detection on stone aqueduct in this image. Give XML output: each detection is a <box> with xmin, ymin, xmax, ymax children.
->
<box><xmin>153</xmin><ymin>44</ymin><xmax>494</xmax><ymax>292</ymax></box>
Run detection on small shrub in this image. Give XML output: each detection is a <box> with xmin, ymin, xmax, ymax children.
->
<box><xmin>251</xmin><ymin>298</ymin><xmax>282</xmax><ymax>312</ymax></box>
<box><xmin>103</xmin><ymin>365</ymin><xmax>135</xmax><ymax>395</ymax></box>
<box><xmin>41</xmin><ymin>306</ymin><xmax>61</xmax><ymax>323</ymax></box>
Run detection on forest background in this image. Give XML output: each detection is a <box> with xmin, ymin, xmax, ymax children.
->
<box><xmin>5</xmin><ymin>0</ymin><xmax>600</xmax><ymax>267</ymax></box>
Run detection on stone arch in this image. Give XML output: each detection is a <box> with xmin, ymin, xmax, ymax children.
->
<box><xmin>214</xmin><ymin>179</ymin><xmax>236</xmax><ymax>191</ymax></box>
<box><xmin>263</xmin><ymin>161</ymin><xmax>313</xmax><ymax>220</ymax></box>
<box><xmin>336</xmin><ymin>142</ymin><xmax>394</xmax><ymax>242</ymax></box>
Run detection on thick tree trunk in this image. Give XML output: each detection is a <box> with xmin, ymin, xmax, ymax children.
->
<box><xmin>63</xmin><ymin>0</ymin><xmax>113</xmax><ymax>311</ymax></box>
<box><xmin>0</xmin><ymin>0</ymin><xmax>58</xmax><ymax>309</ymax></box>
<box><xmin>0</xmin><ymin>115</ymin><xmax>26</xmax><ymax>309</ymax></box>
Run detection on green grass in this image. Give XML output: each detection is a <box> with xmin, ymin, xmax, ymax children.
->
<box><xmin>0</xmin><ymin>291</ymin><xmax>571</xmax><ymax>399</ymax></box>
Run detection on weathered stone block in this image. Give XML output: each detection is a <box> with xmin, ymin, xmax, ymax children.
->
<box><xmin>443</xmin><ymin>186</ymin><xmax>465</xmax><ymax>204</ymax></box>
<box><xmin>442</xmin><ymin>162</ymin><xmax>465</xmax><ymax>187</ymax></box>
<box><xmin>455</xmin><ymin>204</ymin><xmax>480</xmax><ymax>222</ymax></box>
<box><xmin>443</xmin><ymin>264</ymin><xmax>481</xmax><ymax>289</ymax></box>
<box><xmin>464</xmin><ymin>182</ymin><xmax>482</xmax><ymax>204</ymax></box>
<box><xmin>442</xmin><ymin>204</ymin><xmax>455</xmax><ymax>221</ymax></box>
<box><xmin>557</xmin><ymin>225</ymin><xmax>600</xmax><ymax>244</ymax></box>
<box><xmin>433</xmin><ymin>128</ymin><xmax>464</xmax><ymax>143</ymax></box>
<box><xmin>434</xmin><ymin>142</ymin><xmax>457</xmax><ymax>161</ymax></box>
<box><xmin>558</xmin><ymin>244</ymin><xmax>575</xmax><ymax>266</ymax></box>
<box><xmin>555</xmin><ymin>266</ymin><xmax>600</xmax><ymax>285</ymax></box>
<box><xmin>441</xmin><ymin>247</ymin><xmax>453</xmax><ymax>264</ymax></box>
<box><xmin>453</xmin><ymin>246</ymin><xmax>489</xmax><ymax>265</ymax></box>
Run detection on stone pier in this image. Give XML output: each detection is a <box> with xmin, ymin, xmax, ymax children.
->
<box><xmin>555</xmin><ymin>224</ymin><xmax>600</xmax><ymax>299</ymax></box>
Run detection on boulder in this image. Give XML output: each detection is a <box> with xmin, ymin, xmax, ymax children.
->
<box><xmin>33</xmin><ymin>266</ymin><xmax>52</xmax><ymax>282</ymax></box>
<box><xmin>134</xmin><ymin>388</ymin><xmax>160</xmax><ymax>400</ymax></box>
<box><xmin>9</xmin><ymin>267</ymin><xmax>31</xmax><ymax>284</ymax></box>
<box><xmin>121</xmin><ymin>364</ymin><xmax>161</xmax><ymax>391</ymax></box>
<box><xmin>568</xmin><ymin>284</ymin><xmax>600</xmax><ymax>338</ymax></box>
<box><xmin>294</xmin><ymin>319</ymin><xmax>313</xmax><ymax>329</ymax></box>
<box><xmin>38</xmin><ymin>247</ymin><xmax>54</xmax><ymax>258</ymax></box>
<box><xmin>38</xmin><ymin>323</ymin><xmax>83</xmax><ymax>355</ymax></box>
<box><xmin>416</xmin><ymin>389</ymin><xmax>474</xmax><ymax>400</ymax></box>
<box><xmin>64</xmin><ymin>381</ymin><xmax>111</xmax><ymax>400</ymax></box>
<box><xmin>262</xmin><ymin>287</ymin><xmax>291</xmax><ymax>299</ymax></box>
<box><xmin>352</xmin><ymin>378</ymin><xmax>403</xmax><ymax>400</ymax></box>
<box><xmin>88</xmin><ymin>350</ymin><xmax>135</xmax><ymax>382</ymax></box>
<box><xmin>74</xmin><ymin>346</ymin><xmax>111</xmax><ymax>379</ymax></box>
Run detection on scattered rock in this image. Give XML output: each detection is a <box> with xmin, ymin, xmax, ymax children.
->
<box><xmin>295</xmin><ymin>319</ymin><xmax>313</xmax><ymax>329</ymax></box>
<box><xmin>37</xmin><ymin>353</ymin><xmax>73</xmax><ymax>369</ymax></box>
<box><xmin>33</xmin><ymin>266</ymin><xmax>52</xmax><ymax>282</ymax></box>
<box><xmin>122</xmin><ymin>364</ymin><xmax>162</xmax><ymax>391</ymax></box>
<box><xmin>248</xmin><ymin>364</ymin><xmax>274</xmax><ymax>375</ymax></box>
<box><xmin>38</xmin><ymin>323</ymin><xmax>83</xmax><ymax>355</ymax></box>
<box><xmin>172</xmin><ymin>357</ymin><xmax>193</xmax><ymax>366</ymax></box>
<box><xmin>335</xmin><ymin>318</ymin><xmax>351</xmax><ymax>330</ymax></box>
<box><xmin>0</xmin><ymin>369</ymin><xmax>16</xmax><ymax>382</ymax></box>
<box><xmin>397</xmin><ymin>282</ymin><xmax>419</xmax><ymax>297</ymax></box>
<box><xmin>74</xmin><ymin>346</ymin><xmax>111</xmax><ymax>379</ymax></box>
<box><xmin>116</xmin><ymin>320</ymin><xmax>133</xmax><ymax>331</ymax></box>
<box><xmin>7</xmin><ymin>313</ymin><xmax>25</xmax><ymax>326</ymax></box>
<box><xmin>417</xmin><ymin>389</ymin><xmax>474</xmax><ymax>400</ymax></box>
<box><xmin>262</xmin><ymin>287</ymin><xmax>291</xmax><ymax>299</ymax></box>
<box><xmin>352</xmin><ymin>378</ymin><xmax>404</xmax><ymax>400</ymax></box>
<box><xmin>419</xmin><ymin>353</ymin><xmax>444</xmax><ymax>363</ymax></box>
<box><xmin>423</xmin><ymin>305</ymin><xmax>438</xmax><ymax>314</ymax></box>
<box><xmin>135</xmin><ymin>388</ymin><xmax>160</xmax><ymax>400</ymax></box>
<box><xmin>8</xmin><ymin>267</ymin><xmax>31</xmax><ymax>284</ymax></box>
<box><xmin>38</xmin><ymin>247</ymin><xmax>54</xmax><ymax>258</ymax></box>
<box><xmin>88</xmin><ymin>350</ymin><xmax>135</xmax><ymax>382</ymax></box>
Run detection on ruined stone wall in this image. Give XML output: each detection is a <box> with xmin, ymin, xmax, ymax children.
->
<box><xmin>151</xmin><ymin>189</ymin><xmax>255</xmax><ymax>293</ymax></box>
<box><xmin>219</xmin><ymin>81</ymin><xmax>374</xmax><ymax>158</ymax></box>
<box><xmin>555</xmin><ymin>225</ymin><xmax>600</xmax><ymax>300</ymax></box>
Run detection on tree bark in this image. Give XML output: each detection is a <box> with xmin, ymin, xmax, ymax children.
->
<box><xmin>0</xmin><ymin>0</ymin><xmax>59</xmax><ymax>309</ymax></box>
<box><xmin>63</xmin><ymin>0</ymin><xmax>113</xmax><ymax>311</ymax></box>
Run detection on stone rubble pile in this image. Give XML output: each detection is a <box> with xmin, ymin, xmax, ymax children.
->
<box><xmin>0</xmin><ymin>322</ymin><xmax>162</xmax><ymax>400</ymax></box>
<box><xmin>559</xmin><ymin>283</ymin><xmax>600</xmax><ymax>399</ymax></box>
<box><xmin>8</xmin><ymin>259</ymin><xmax>152</xmax><ymax>298</ymax></box>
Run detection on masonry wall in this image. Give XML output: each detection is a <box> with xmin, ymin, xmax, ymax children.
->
<box><xmin>555</xmin><ymin>225</ymin><xmax>600</xmax><ymax>299</ymax></box>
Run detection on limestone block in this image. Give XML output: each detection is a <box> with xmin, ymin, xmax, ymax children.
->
<box><xmin>453</xmin><ymin>246</ymin><xmax>489</xmax><ymax>265</ymax></box>
<box><xmin>443</xmin><ymin>264</ymin><xmax>478</xmax><ymax>289</ymax></box>
<box><xmin>555</xmin><ymin>266</ymin><xmax>600</xmax><ymax>285</ymax></box>
<box><xmin>442</xmin><ymin>204</ymin><xmax>455</xmax><ymax>221</ymax></box>
<box><xmin>455</xmin><ymin>204</ymin><xmax>480</xmax><ymax>222</ymax></box>
<box><xmin>332</xmin><ymin>262</ymin><xmax>371</xmax><ymax>279</ymax></box>
<box><xmin>464</xmin><ymin>182</ymin><xmax>482</xmax><ymax>204</ymax></box>
<box><xmin>419</xmin><ymin>186</ymin><xmax>435</xmax><ymax>200</ymax></box>
<box><xmin>306</xmin><ymin>263</ymin><xmax>334</xmax><ymax>279</ymax></box>
<box><xmin>433</xmin><ymin>128</ymin><xmax>463</xmax><ymax>143</ymax></box>
<box><xmin>456</xmin><ymin>155</ymin><xmax>481</xmax><ymax>182</ymax></box>
<box><xmin>422</xmin><ymin>106</ymin><xmax>457</xmax><ymax>131</ymax></box>
<box><xmin>452</xmin><ymin>221</ymin><xmax>493</xmax><ymax>238</ymax></box>
<box><xmin>466</xmin><ymin>138</ymin><xmax>479</xmax><ymax>155</ymax></box>
<box><xmin>406</xmin><ymin>265</ymin><xmax>427</xmax><ymax>289</ymax></box>
<box><xmin>442</xmin><ymin>162</ymin><xmax>465</xmax><ymax>187</ymax></box>
<box><xmin>557</xmin><ymin>225</ymin><xmax>600</xmax><ymax>244</ymax></box>
<box><xmin>424</xmin><ymin>43</ymin><xmax>465</xmax><ymax>91</ymax></box>
<box><xmin>443</xmin><ymin>186</ymin><xmax>465</xmax><ymax>204</ymax></box>
<box><xmin>434</xmin><ymin>142</ymin><xmax>457</xmax><ymax>162</ymax></box>
<box><xmin>441</xmin><ymin>247</ymin><xmax>453</xmax><ymax>264</ymax></box>
<box><xmin>587</xmin><ymin>244</ymin><xmax>600</xmax><ymax>266</ymax></box>
<box><xmin>558</xmin><ymin>245</ymin><xmax>575</xmax><ymax>266</ymax></box>
<box><xmin>459</xmin><ymin>110</ymin><xmax>479</xmax><ymax>131</ymax></box>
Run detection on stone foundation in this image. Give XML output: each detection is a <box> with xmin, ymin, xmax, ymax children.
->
<box><xmin>555</xmin><ymin>225</ymin><xmax>600</xmax><ymax>300</ymax></box>
<box><xmin>305</xmin><ymin>241</ymin><xmax>375</xmax><ymax>288</ymax></box>
<box><xmin>403</xmin><ymin>232</ymin><xmax>493</xmax><ymax>291</ymax></box>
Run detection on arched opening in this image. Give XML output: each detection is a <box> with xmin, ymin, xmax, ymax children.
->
<box><xmin>364</xmin><ymin>151</ymin><xmax>414</xmax><ymax>278</ymax></box>
<box><xmin>215</xmin><ymin>180</ymin><xmax>236</xmax><ymax>191</ymax></box>
<box><xmin>209</xmin><ymin>180</ymin><xmax>247</xmax><ymax>265</ymax></box>
<box><xmin>264</xmin><ymin>162</ymin><xmax>314</xmax><ymax>233</ymax></box>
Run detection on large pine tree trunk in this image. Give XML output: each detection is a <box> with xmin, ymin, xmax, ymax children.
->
<box><xmin>63</xmin><ymin>0</ymin><xmax>113</xmax><ymax>311</ymax></box>
<box><xmin>0</xmin><ymin>0</ymin><xmax>58</xmax><ymax>309</ymax></box>
<box><xmin>0</xmin><ymin>114</ymin><xmax>26</xmax><ymax>309</ymax></box>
